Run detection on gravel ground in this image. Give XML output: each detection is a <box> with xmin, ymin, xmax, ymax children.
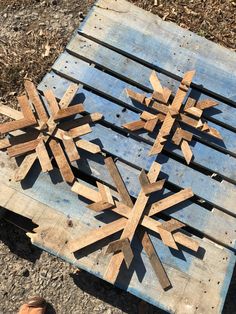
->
<box><xmin>0</xmin><ymin>0</ymin><xmax>235</xmax><ymax>313</ymax></box>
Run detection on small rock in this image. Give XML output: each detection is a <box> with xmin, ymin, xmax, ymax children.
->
<box><xmin>13</xmin><ymin>26</ymin><xmax>19</xmax><ymax>32</ymax></box>
<box><xmin>52</xmin><ymin>0</ymin><xmax>58</xmax><ymax>5</ymax></box>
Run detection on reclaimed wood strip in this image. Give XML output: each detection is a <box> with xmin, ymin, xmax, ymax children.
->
<box><xmin>24</xmin><ymin>80</ymin><xmax>48</xmax><ymax>122</ymax></box>
<box><xmin>0</xmin><ymin>105</ymin><xmax>23</xmax><ymax>120</ymax></box>
<box><xmin>59</xmin><ymin>83</ymin><xmax>79</xmax><ymax>109</ymax></box>
<box><xmin>14</xmin><ymin>152</ymin><xmax>38</xmax><ymax>182</ymax></box>
<box><xmin>76</xmin><ymin>139</ymin><xmax>101</xmax><ymax>154</ymax></box>
<box><xmin>35</xmin><ymin>139</ymin><xmax>53</xmax><ymax>172</ymax></box>
<box><xmin>105</xmin><ymin>157</ymin><xmax>134</xmax><ymax>208</ymax></box>
<box><xmin>7</xmin><ymin>138</ymin><xmax>41</xmax><ymax>158</ymax></box>
<box><xmin>49</xmin><ymin>139</ymin><xmax>75</xmax><ymax>184</ymax></box>
<box><xmin>79</xmin><ymin>0</ymin><xmax>236</xmax><ymax>103</ymax></box>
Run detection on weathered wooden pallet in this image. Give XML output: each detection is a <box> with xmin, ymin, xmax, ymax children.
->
<box><xmin>1</xmin><ymin>0</ymin><xmax>236</xmax><ymax>313</ymax></box>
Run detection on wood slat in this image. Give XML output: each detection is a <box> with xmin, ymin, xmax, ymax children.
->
<box><xmin>49</xmin><ymin>139</ymin><xmax>75</xmax><ymax>184</ymax></box>
<box><xmin>35</xmin><ymin>139</ymin><xmax>53</xmax><ymax>172</ymax></box>
<box><xmin>79</xmin><ymin>0</ymin><xmax>236</xmax><ymax>103</ymax></box>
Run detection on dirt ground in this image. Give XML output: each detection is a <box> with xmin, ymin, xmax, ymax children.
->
<box><xmin>0</xmin><ymin>0</ymin><xmax>235</xmax><ymax>313</ymax></box>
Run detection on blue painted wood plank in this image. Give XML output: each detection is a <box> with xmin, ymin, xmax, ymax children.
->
<box><xmin>67</xmin><ymin>34</ymin><xmax>236</xmax><ymax>131</ymax></box>
<box><xmin>79</xmin><ymin>0</ymin><xmax>236</xmax><ymax>104</ymax></box>
<box><xmin>51</xmin><ymin>52</ymin><xmax>236</xmax><ymax>157</ymax></box>
<box><xmin>39</xmin><ymin>72</ymin><xmax>236</xmax><ymax>184</ymax></box>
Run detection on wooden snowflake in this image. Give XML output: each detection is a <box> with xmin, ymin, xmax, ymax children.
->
<box><xmin>70</xmin><ymin>157</ymin><xmax>199</xmax><ymax>289</ymax></box>
<box><xmin>0</xmin><ymin>80</ymin><xmax>103</xmax><ymax>183</ymax></box>
<box><xmin>123</xmin><ymin>70</ymin><xmax>222</xmax><ymax>164</ymax></box>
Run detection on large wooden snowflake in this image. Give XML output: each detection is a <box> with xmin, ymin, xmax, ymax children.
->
<box><xmin>0</xmin><ymin>80</ymin><xmax>102</xmax><ymax>183</ymax></box>
<box><xmin>70</xmin><ymin>157</ymin><xmax>199</xmax><ymax>289</ymax></box>
<box><xmin>123</xmin><ymin>71</ymin><xmax>222</xmax><ymax>164</ymax></box>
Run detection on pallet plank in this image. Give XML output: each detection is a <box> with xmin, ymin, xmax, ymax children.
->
<box><xmin>79</xmin><ymin>0</ymin><xmax>236</xmax><ymax>103</ymax></box>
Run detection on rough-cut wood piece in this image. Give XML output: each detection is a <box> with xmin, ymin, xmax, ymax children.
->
<box><xmin>140</xmin><ymin>111</ymin><xmax>157</xmax><ymax>121</ymax></box>
<box><xmin>14</xmin><ymin>152</ymin><xmax>37</xmax><ymax>182</ymax></box>
<box><xmin>196</xmin><ymin>99</ymin><xmax>218</xmax><ymax>110</ymax></box>
<box><xmin>0</xmin><ymin>105</ymin><xmax>23</xmax><ymax>120</ymax></box>
<box><xmin>97</xmin><ymin>181</ymin><xmax>114</xmax><ymax>205</ymax></box>
<box><xmin>153</xmin><ymin>88</ymin><xmax>171</xmax><ymax>104</ymax></box>
<box><xmin>126</xmin><ymin>88</ymin><xmax>145</xmax><ymax>104</ymax></box>
<box><xmin>184</xmin><ymin>107</ymin><xmax>203</xmax><ymax>118</ymax></box>
<box><xmin>123</xmin><ymin>120</ymin><xmax>146</xmax><ymax>131</ymax></box>
<box><xmin>139</xmin><ymin>169</ymin><xmax>165</xmax><ymax>195</ymax></box>
<box><xmin>181</xmin><ymin>140</ymin><xmax>193</xmax><ymax>164</ymax></box>
<box><xmin>150</xmin><ymin>70</ymin><xmax>163</xmax><ymax>94</ymax></box>
<box><xmin>149</xmin><ymin>113</ymin><xmax>175</xmax><ymax>155</ymax></box>
<box><xmin>24</xmin><ymin>80</ymin><xmax>48</xmax><ymax>123</ymax></box>
<box><xmin>63</xmin><ymin>137</ymin><xmax>80</xmax><ymax>162</ymax></box>
<box><xmin>140</xmin><ymin>231</ymin><xmax>171</xmax><ymax>290</ymax></box>
<box><xmin>68</xmin><ymin>124</ymin><xmax>92</xmax><ymax>138</ymax></box>
<box><xmin>144</xmin><ymin>118</ymin><xmax>159</xmax><ymax>132</ymax></box>
<box><xmin>204</xmin><ymin>125</ymin><xmax>223</xmax><ymax>140</ymax></box>
<box><xmin>7</xmin><ymin>138</ymin><xmax>41</xmax><ymax>158</ymax></box>
<box><xmin>179</xmin><ymin>113</ymin><xmax>203</xmax><ymax>129</ymax></box>
<box><xmin>87</xmin><ymin>201</ymin><xmax>114</xmax><ymax>211</ymax></box>
<box><xmin>159</xmin><ymin>218</ymin><xmax>185</xmax><ymax>233</ymax></box>
<box><xmin>104</xmin><ymin>162</ymin><xmax>160</xmax><ymax>283</ymax></box>
<box><xmin>53</xmin><ymin>104</ymin><xmax>84</xmax><ymax>120</ymax></box>
<box><xmin>76</xmin><ymin>139</ymin><xmax>101</xmax><ymax>154</ymax></box>
<box><xmin>148</xmin><ymin>188</ymin><xmax>193</xmax><ymax>216</ymax></box>
<box><xmin>158</xmin><ymin>226</ymin><xmax>178</xmax><ymax>250</ymax></box>
<box><xmin>59</xmin><ymin>83</ymin><xmax>79</xmax><ymax>109</ymax></box>
<box><xmin>106</xmin><ymin>238</ymin><xmax>134</xmax><ymax>268</ymax></box>
<box><xmin>36</xmin><ymin>139</ymin><xmax>53</xmax><ymax>172</ymax></box>
<box><xmin>60</xmin><ymin>112</ymin><xmax>103</xmax><ymax>130</ymax></box>
<box><xmin>44</xmin><ymin>89</ymin><xmax>60</xmax><ymax>116</ymax></box>
<box><xmin>49</xmin><ymin>139</ymin><xmax>75</xmax><ymax>183</ymax></box>
<box><xmin>71</xmin><ymin>181</ymin><xmax>101</xmax><ymax>203</ymax></box>
<box><xmin>105</xmin><ymin>157</ymin><xmax>134</xmax><ymax>208</ymax></box>
<box><xmin>69</xmin><ymin>218</ymin><xmax>126</xmax><ymax>253</ymax></box>
<box><xmin>172</xmin><ymin>128</ymin><xmax>193</xmax><ymax>146</ymax></box>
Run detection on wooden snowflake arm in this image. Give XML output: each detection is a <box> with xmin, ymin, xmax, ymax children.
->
<box><xmin>105</xmin><ymin>157</ymin><xmax>134</xmax><ymax>208</ymax></box>
<box><xmin>14</xmin><ymin>152</ymin><xmax>38</xmax><ymax>182</ymax></box>
<box><xmin>24</xmin><ymin>80</ymin><xmax>48</xmax><ymax>123</ymax></box>
<box><xmin>49</xmin><ymin>139</ymin><xmax>75</xmax><ymax>184</ymax></box>
<box><xmin>69</xmin><ymin>218</ymin><xmax>127</xmax><ymax>253</ymax></box>
<box><xmin>7</xmin><ymin>138</ymin><xmax>41</xmax><ymax>158</ymax></box>
<box><xmin>148</xmin><ymin>188</ymin><xmax>193</xmax><ymax>216</ymax></box>
<box><xmin>36</xmin><ymin>139</ymin><xmax>53</xmax><ymax>172</ymax></box>
<box><xmin>200</xmin><ymin>123</ymin><xmax>223</xmax><ymax>139</ymax></box>
<box><xmin>158</xmin><ymin>219</ymin><xmax>186</xmax><ymax>250</ymax></box>
<box><xmin>87</xmin><ymin>181</ymin><xmax>115</xmax><ymax>211</ymax></box>
<box><xmin>171</xmin><ymin>70</ymin><xmax>195</xmax><ymax>111</ymax></box>
<box><xmin>0</xmin><ymin>104</ymin><xmax>23</xmax><ymax>120</ymax></box>
<box><xmin>76</xmin><ymin>139</ymin><xmax>101</xmax><ymax>154</ymax></box>
<box><xmin>123</xmin><ymin>120</ymin><xmax>146</xmax><ymax>131</ymax></box>
<box><xmin>106</xmin><ymin>238</ymin><xmax>134</xmax><ymax>268</ymax></box>
<box><xmin>71</xmin><ymin>181</ymin><xmax>101</xmax><ymax>202</ymax></box>
<box><xmin>59</xmin><ymin>83</ymin><xmax>79</xmax><ymax>109</ymax></box>
<box><xmin>44</xmin><ymin>89</ymin><xmax>60</xmax><ymax>117</ymax></box>
<box><xmin>125</xmin><ymin>88</ymin><xmax>146</xmax><ymax>104</ymax></box>
<box><xmin>59</xmin><ymin>112</ymin><xmax>103</xmax><ymax>130</ymax></box>
<box><xmin>62</xmin><ymin>137</ymin><xmax>80</xmax><ymax>162</ymax></box>
<box><xmin>196</xmin><ymin>99</ymin><xmax>218</xmax><ymax>110</ymax></box>
<box><xmin>140</xmin><ymin>231</ymin><xmax>171</xmax><ymax>290</ymax></box>
<box><xmin>184</xmin><ymin>97</ymin><xmax>203</xmax><ymax>118</ymax></box>
<box><xmin>71</xmin><ymin>180</ymin><xmax>114</xmax><ymax>211</ymax></box>
<box><xmin>172</xmin><ymin>127</ymin><xmax>193</xmax><ymax>146</ymax></box>
<box><xmin>0</xmin><ymin>96</ymin><xmax>37</xmax><ymax>135</ymax></box>
<box><xmin>53</xmin><ymin>104</ymin><xmax>85</xmax><ymax>120</ymax></box>
<box><xmin>139</xmin><ymin>169</ymin><xmax>165</xmax><ymax>196</ymax></box>
<box><xmin>181</xmin><ymin>140</ymin><xmax>193</xmax><ymax>164</ymax></box>
<box><xmin>149</xmin><ymin>113</ymin><xmax>175</xmax><ymax>155</ymax></box>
